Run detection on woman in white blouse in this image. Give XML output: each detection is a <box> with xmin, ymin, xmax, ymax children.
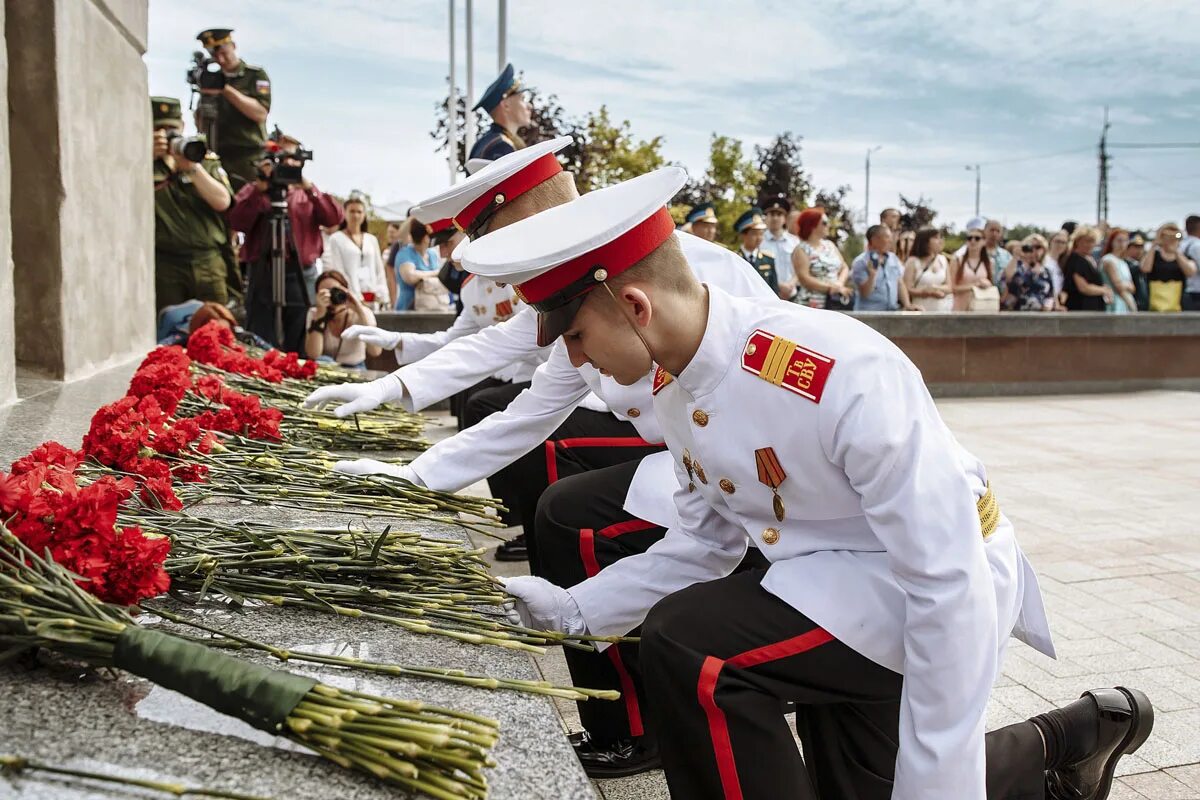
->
<box><xmin>323</xmin><ymin>197</ymin><xmax>391</xmax><ymax>309</ymax></box>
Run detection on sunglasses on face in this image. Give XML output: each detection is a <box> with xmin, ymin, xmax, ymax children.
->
<box><xmin>967</xmin><ymin>235</ymin><xmax>984</xmax><ymax>242</ymax></box>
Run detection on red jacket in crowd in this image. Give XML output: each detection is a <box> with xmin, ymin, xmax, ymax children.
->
<box><xmin>228</xmin><ymin>182</ymin><xmax>344</xmax><ymax>266</ymax></box>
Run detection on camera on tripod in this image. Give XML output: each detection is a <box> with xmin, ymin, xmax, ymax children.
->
<box><xmin>261</xmin><ymin>126</ymin><xmax>315</xmax><ymax>189</ymax></box>
<box><xmin>166</xmin><ymin>132</ymin><xmax>207</xmax><ymax>163</ymax></box>
<box><xmin>186</xmin><ymin>51</ymin><xmax>226</xmax><ymax>91</ymax></box>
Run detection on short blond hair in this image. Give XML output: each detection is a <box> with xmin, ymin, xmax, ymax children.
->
<box><xmin>1069</xmin><ymin>225</ymin><xmax>1101</xmax><ymax>251</ymax></box>
<box><xmin>491</xmin><ymin>172</ymin><xmax>579</xmax><ymax>231</ymax></box>
<box><xmin>606</xmin><ymin>233</ymin><xmax>699</xmax><ymax>297</ymax></box>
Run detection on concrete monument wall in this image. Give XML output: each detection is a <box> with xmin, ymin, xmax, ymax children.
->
<box><xmin>6</xmin><ymin>0</ymin><xmax>153</xmax><ymax>382</ymax></box>
<box><xmin>0</xmin><ymin>1</ymin><xmax>14</xmax><ymax>404</ymax></box>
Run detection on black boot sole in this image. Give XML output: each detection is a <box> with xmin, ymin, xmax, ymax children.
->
<box><xmin>582</xmin><ymin>753</ymin><xmax>662</xmax><ymax>780</ymax></box>
<box><xmin>1090</xmin><ymin>686</ymin><xmax>1155</xmax><ymax>800</ymax></box>
<box><xmin>493</xmin><ymin>548</ymin><xmax>528</xmax><ymax>562</ymax></box>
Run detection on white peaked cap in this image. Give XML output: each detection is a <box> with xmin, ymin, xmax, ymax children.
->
<box><xmin>410</xmin><ymin>136</ymin><xmax>573</xmax><ymax>228</ymax></box>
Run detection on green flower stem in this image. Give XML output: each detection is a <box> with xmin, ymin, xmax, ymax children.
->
<box><xmin>147</xmin><ymin>605</ymin><xmax>619</xmax><ymax>701</ymax></box>
<box><xmin>0</xmin><ymin>755</ymin><xmax>278</xmax><ymax>800</ymax></box>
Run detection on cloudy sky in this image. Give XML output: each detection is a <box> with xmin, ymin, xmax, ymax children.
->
<box><xmin>146</xmin><ymin>0</ymin><xmax>1200</xmax><ymax>232</ymax></box>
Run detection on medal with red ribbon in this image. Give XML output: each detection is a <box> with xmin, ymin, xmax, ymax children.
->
<box><xmin>754</xmin><ymin>446</ymin><xmax>787</xmax><ymax>522</ymax></box>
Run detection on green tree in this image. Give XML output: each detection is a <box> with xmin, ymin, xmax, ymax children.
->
<box><xmin>679</xmin><ymin>134</ymin><xmax>763</xmax><ymax>246</ymax></box>
<box><xmin>898</xmin><ymin>194</ymin><xmax>939</xmax><ymax>232</ymax></box>
<box><xmin>812</xmin><ymin>184</ymin><xmax>856</xmax><ymax>242</ymax></box>
<box><xmin>754</xmin><ymin>132</ymin><xmax>812</xmax><ymax>208</ymax></box>
<box><xmin>571</xmin><ymin>106</ymin><xmax>666</xmax><ymax>194</ymax></box>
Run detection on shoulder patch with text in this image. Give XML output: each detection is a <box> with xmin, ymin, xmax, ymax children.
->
<box><xmin>740</xmin><ymin>329</ymin><xmax>834</xmax><ymax>403</ymax></box>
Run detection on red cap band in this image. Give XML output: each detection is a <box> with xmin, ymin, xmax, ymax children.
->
<box><xmin>453</xmin><ymin>153</ymin><xmax>564</xmax><ymax>232</ymax></box>
<box><xmin>428</xmin><ymin>218</ymin><xmax>453</xmax><ymax>233</ymax></box>
<box><xmin>516</xmin><ymin>206</ymin><xmax>676</xmax><ymax>305</ymax></box>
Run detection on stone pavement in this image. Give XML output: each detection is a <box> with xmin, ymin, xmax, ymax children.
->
<box><xmin>474</xmin><ymin>390</ymin><xmax>1200</xmax><ymax>799</ymax></box>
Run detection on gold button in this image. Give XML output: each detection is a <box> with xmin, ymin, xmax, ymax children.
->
<box><xmin>695</xmin><ymin>463</ymin><xmax>708</xmax><ymax>484</ymax></box>
<box><xmin>761</xmin><ymin>527</ymin><xmax>780</xmax><ymax>545</ymax></box>
<box><xmin>745</xmin><ymin>342</ymin><xmax>757</xmax><ymax>356</ymax></box>
<box><xmin>719</xmin><ymin>478</ymin><xmax>735</xmax><ymax>494</ymax></box>
<box><xmin>626</xmin><ymin>408</ymin><xmax>640</xmax><ymax>418</ymax></box>
<box><xmin>692</xmin><ymin>409</ymin><xmax>709</xmax><ymax>427</ymax></box>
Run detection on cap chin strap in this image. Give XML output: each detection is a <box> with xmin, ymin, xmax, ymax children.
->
<box><xmin>600</xmin><ymin>282</ymin><xmax>662</xmax><ymax>382</ymax></box>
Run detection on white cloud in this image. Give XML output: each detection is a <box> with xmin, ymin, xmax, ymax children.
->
<box><xmin>146</xmin><ymin>0</ymin><xmax>1200</xmax><ymax>229</ymax></box>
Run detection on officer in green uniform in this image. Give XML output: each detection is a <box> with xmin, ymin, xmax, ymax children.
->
<box><xmin>195</xmin><ymin>28</ymin><xmax>271</xmax><ymax>191</ymax></box>
<box><xmin>151</xmin><ymin>96</ymin><xmax>236</xmax><ymax>311</ymax></box>
<box><xmin>734</xmin><ymin>207</ymin><xmax>779</xmax><ymax>294</ymax></box>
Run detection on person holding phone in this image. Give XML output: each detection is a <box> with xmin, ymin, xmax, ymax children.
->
<box><xmin>304</xmin><ymin>270</ymin><xmax>381</xmax><ymax>369</ymax></box>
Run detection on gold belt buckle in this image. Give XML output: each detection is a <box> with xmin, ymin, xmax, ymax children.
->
<box><xmin>977</xmin><ymin>484</ymin><xmax>999</xmax><ymax>541</ymax></box>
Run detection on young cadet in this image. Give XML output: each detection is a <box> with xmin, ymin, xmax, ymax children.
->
<box><xmin>304</xmin><ymin>164</ymin><xmax>777</xmax><ymax>772</ymax></box>
<box><xmin>341</xmin><ymin>216</ymin><xmax>548</xmax><ymax>433</ymax></box>
<box><xmin>468</xmin><ymin>63</ymin><xmax>532</xmax><ymax>163</ymax></box>
<box><xmin>462</xmin><ymin>167</ymin><xmax>1153</xmax><ymax>800</ymax></box>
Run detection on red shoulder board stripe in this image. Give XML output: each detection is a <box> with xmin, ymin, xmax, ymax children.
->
<box><xmin>652</xmin><ymin>365</ymin><xmax>673</xmax><ymax>395</ymax></box>
<box><xmin>740</xmin><ymin>329</ymin><xmax>834</xmax><ymax>404</ymax></box>
<box><xmin>494</xmin><ymin>299</ymin><xmax>514</xmax><ymax>319</ymax></box>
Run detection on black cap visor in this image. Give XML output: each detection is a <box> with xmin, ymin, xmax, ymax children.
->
<box><xmin>535</xmin><ymin>295</ymin><xmax>587</xmax><ymax>348</ymax></box>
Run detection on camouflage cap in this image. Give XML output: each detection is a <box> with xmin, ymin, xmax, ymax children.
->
<box><xmin>151</xmin><ymin>96</ymin><xmax>183</xmax><ymax>126</ymax></box>
<box><xmin>196</xmin><ymin>28</ymin><xmax>234</xmax><ymax>50</ymax></box>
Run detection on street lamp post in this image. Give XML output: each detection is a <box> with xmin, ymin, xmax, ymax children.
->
<box><xmin>864</xmin><ymin>145</ymin><xmax>882</xmax><ymax>226</ymax></box>
<box><xmin>464</xmin><ymin>0</ymin><xmax>475</xmax><ymax>159</ymax></box>
<box><xmin>448</xmin><ymin>0</ymin><xmax>457</xmax><ymax>183</ymax></box>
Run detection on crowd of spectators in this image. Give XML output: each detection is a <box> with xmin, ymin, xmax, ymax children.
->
<box><xmin>772</xmin><ymin>209</ymin><xmax>1199</xmax><ymax>314</ymax></box>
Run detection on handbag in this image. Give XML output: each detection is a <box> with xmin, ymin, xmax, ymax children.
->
<box><xmin>968</xmin><ymin>284</ymin><xmax>1001</xmax><ymax>313</ymax></box>
<box><xmin>1148</xmin><ymin>280</ymin><xmax>1182</xmax><ymax>312</ymax></box>
<box><xmin>413</xmin><ymin>275</ymin><xmax>450</xmax><ymax>311</ymax></box>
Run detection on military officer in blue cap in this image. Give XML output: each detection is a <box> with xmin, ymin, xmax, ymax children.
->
<box><xmin>735</xmin><ymin>207</ymin><xmax>779</xmax><ymax>294</ymax></box>
<box><xmin>469</xmin><ymin>63</ymin><xmax>533</xmax><ymax>163</ymax></box>
<box><xmin>684</xmin><ymin>203</ymin><xmax>719</xmax><ymax>243</ymax></box>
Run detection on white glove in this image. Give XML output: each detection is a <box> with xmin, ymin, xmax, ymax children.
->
<box><xmin>302</xmin><ymin>374</ymin><xmax>404</xmax><ymax>418</ymax></box>
<box><xmin>501</xmin><ymin>576</ymin><xmax>587</xmax><ymax>635</ymax></box>
<box><xmin>333</xmin><ymin>458</ymin><xmax>419</xmax><ymax>484</ymax></box>
<box><xmin>342</xmin><ymin>325</ymin><xmax>402</xmax><ymax>351</ymax></box>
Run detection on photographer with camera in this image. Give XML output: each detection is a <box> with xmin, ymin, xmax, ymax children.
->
<box><xmin>227</xmin><ymin>130</ymin><xmax>343</xmax><ymax>353</ymax></box>
<box><xmin>151</xmin><ymin>96</ymin><xmax>235</xmax><ymax>311</ymax></box>
<box><xmin>304</xmin><ymin>271</ymin><xmax>381</xmax><ymax>370</ymax></box>
<box><xmin>192</xmin><ymin>28</ymin><xmax>271</xmax><ymax>191</ymax></box>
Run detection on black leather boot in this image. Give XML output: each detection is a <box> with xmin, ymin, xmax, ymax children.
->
<box><xmin>494</xmin><ymin>533</ymin><xmax>528</xmax><ymax>562</ymax></box>
<box><xmin>569</xmin><ymin>731</ymin><xmax>661</xmax><ymax>778</ymax></box>
<box><xmin>1045</xmin><ymin>686</ymin><xmax>1154</xmax><ymax>800</ymax></box>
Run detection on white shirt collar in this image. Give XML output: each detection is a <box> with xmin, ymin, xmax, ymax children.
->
<box><xmin>675</xmin><ymin>285</ymin><xmax>742</xmax><ymax>399</ymax></box>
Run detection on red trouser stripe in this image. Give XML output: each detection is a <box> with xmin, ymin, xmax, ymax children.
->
<box><xmin>596</xmin><ymin>518</ymin><xmax>659</xmax><ymax>539</ymax></box>
<box><xmin>579</xmin><ymin>527</ymin><xmax>644</xmax><ymax>737</ymax></box>
<box><xmin>543</xmin><ymin>436</ymin><xmax>657</xmax><ymax>485</ymax></box>
<box><xmin>697</xmin><ymin>627</ymin><xmax>834</xmax><ymax>800</ymax></box>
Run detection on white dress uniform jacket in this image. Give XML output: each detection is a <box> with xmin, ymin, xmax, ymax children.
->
<box><xmin>402</xmin><ymin>232</ymin><xmax>778</xmax><ymax>503</ymax></box>
<box><xmin>569</xmin><ymin>285</ymin><xmax>1056</xmax><ymax>800</ymax></box>
<box><xmin>395</xmin><ymin>274</ymin><xmax>546</xmax><ymax>384</ymax></box>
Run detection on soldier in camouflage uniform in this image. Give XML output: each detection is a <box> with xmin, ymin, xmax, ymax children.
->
<box><xmin>195</xmin><ymin>28</ymin><xmax>271</xmax><ymax>191</ymax></box>
<box><xmin>151</xmin><ymin>96</ymin><xmax>235</xmax><ymax>311</ymax></box>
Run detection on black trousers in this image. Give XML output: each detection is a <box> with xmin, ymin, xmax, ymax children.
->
<box><xmin>535</xmin><ymin>459</ymin><xmax>768</xmax><ymax>744</ymax></box>
<box><xmin>461</xmin><ymin>394</ymin><xmax>662</xmax><ymax>555</ymax></box>
<box><xmin>454</xmin><ymin>378</ymin><xmax>525</xmax><ymax>432</ymax></box>
<box><xmin>245</xmin><ymin>260</ymin><xmax>310</xmax><ymax>353</ymax></box>
<box><xmin>641</xmin><ymin>568</ymin><xmax>1047</xmax><ymax>800</ymax></box>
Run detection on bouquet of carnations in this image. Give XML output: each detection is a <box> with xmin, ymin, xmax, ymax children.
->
<box><xmin>0</xmin><ymin>527</ymin><xmax>499</xmax><ymax>798</ymax></box>
<box><xmin>80</xmin><ymin>350</ymin><xmax>499</xmax><ymax>526</ymax></box>
<box><xmin>155</xmin><ymin>336</ymin><xmax>427</xmax><ymax>452</ymax></box>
